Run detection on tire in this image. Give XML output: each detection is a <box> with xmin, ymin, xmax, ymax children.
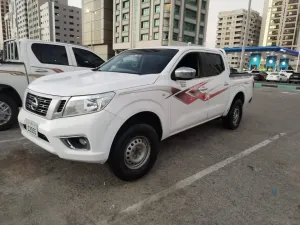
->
<box><xmin>222</xmin><ymin>99</ymin><xmax>243</xmax><ymax>130</ymax></box>
<box><xmin>108</xmin><ymin>124</ymin><xmax>159</xmax><ymax>181</ymax></box>
<box><xmin>0</xmin><ymin>94</ymin><xmax>18</xmax><ymax>131</ymax></box>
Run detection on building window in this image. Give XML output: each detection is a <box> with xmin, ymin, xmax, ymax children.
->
<box><xmin>123</xmin><ymin>13</ymin><xmax>129</xmax><ymax>20</ymax></box>
<box><xmin>184</xmin><ymin>22</ymin><xmax>196</xmax><ymax>32</ymax></box>
<box><xmin>183</xmin><ymin>35</ymin><xmax>195</xmax><ymax>43</ymax></box>
<box><xmin>154</xmin><ymin>5</ymin><xmax>160</xmax><ymax>13</ymax></box>
<box><xmin>142</xmin><ymin>0</ymin><xmax>150</xmax><ymax>2</ymax></box>
<box><xmin>116</xmin><ymin>3</ymin><xmax>120</xmax><ymax>10</ymax></box>
<box><xmin>154</xmin><ymin>32</ymin><xmax>159</xmax><ymax>40</ymax></box>
<box><xmin>116</xmin><ymin>15</ymin><xmax>120</xmax><ymax>21</ymax></box>
<box><xmin>173</xmin><ymin>19</ymin><xmax>179</xmax><ymax>29</ymax></box>
<box><xmin>154</xmin><ymin>19</ymin><xmax>160</xmax><ymax>27</ymax></box>
<box><xmin>173</xmin><ymin>32</ymin><xmax>178</xmax><ymax>41</ymax></box>
<box><xmin>201</xmin><ymin>0</ymin><xmax>207</xmax><ymax>9</ymax></box>
<box><xmin>199</xmin><ymin>38</ymin><xmax>203</xmax><ymax>45</ymax></box>
<box><xmin>141</xmin><ymin>21</ymin><xmax>149</xmax><ymax>29</ymax></box>
<box><xmin>122</xmin><ymin>36</ymin><xmax>129</xmax><ymax>42</ymax></box>
<box><xmin>175</xmin><ymin>5</ymin><xmax>180</xmax><ymax>15</ymax></box>
<box><xmin>186</xmin><ymin>0</ymin><xmax>198</xmax><ymax>6</ymax></box>
<box><xmin>142</xmin><ymin>7</ymin><xmax>149</xmax><ymax>16</ymax></box>
<box><xmin>122</xmin><ymin>25</ymin><xmax>129</xmax><ymax>31</ymax></box>
<box><xmin>141</xmin><ymin>34</ymin><xmax>149</xmax><ymax>41</ymax></box>
<box><xmin>201</xmin><ymin>13</ymin><xmax>205</xmax><ymax>22</ymax></box>
<box><xmin>185</xmin><ymin>9</ymin><xmax>197</xmax><ymax>19</ymax></box>
<box><xmin>123</xmin><ymin>0</ymin><xmax>129</xmax><ymax>8</ymax></box>
<box><xmin>199</xmin><ymin>26</ymin><xmax>204</xmax><ymax>34</ymax></box>
<box><xmin>116</xmin><ymin>37</ymin><xmax>120</xmax><ymax>43</ymax></box>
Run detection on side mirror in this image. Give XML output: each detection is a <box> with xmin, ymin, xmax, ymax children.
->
<box><xmin>175</xmin><ymin>67</ymin><xmax>196</xmax><ymax>80</ymax></box>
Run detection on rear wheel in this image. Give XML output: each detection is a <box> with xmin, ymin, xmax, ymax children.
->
<box><xmin>108</xmin><ymin>124</ymin><xmax>159</xmax><ymax>181</ymax></box>
<box><xmin>222</xmin><ymin>99</ymin><xmax>243</xmax><ymax>130</ymax></box>
<box><xmin>0</xmin><ymin>94</ymin><xmax>18</xmax><ymax>131</ymax></box>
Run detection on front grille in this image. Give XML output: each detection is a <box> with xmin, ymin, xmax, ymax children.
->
<box><xmin>26</xmin><ymin>93</ymin><xmax>52</xmax><ymax>116</ymax></box>
<box><xmin>57</xmin><ymin>100</ymin><xmax>66</xmax><ymax>113</ymax></box>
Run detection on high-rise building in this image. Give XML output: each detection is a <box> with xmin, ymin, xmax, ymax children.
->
<box><xmin>260</xmin><ymin>0</ymin><xmax>300</xmax><ymax>50</ymax></box>
<box><xmin>5</xmin><ymin>0</ymin><xmax>29</xmax><ymax>39</ymax></box>
<box><xmin>113</xmin><ymin>0</ymin><xmax>210</xmax><ymax>53</ymax></box>
<box><xmin>40</xmin><ymin>0</ymin><xmax>82</xmax><ymax>44</ymax></box>
<box><xmin>0</xmin><ymin>0</ymin><xmax>9</xmax><ymax>48</ymax></box>
<box><xmin>82</xmin><ymin>0</ymin><xmax>114</xmax><ymax>60</ymax></box>
<box><xmin>216</xmin><ymin>9</ymin><xmax>262</xmax><ymax>68</ymax></box>
<box><xmin>5</xmin><ymin>0</ymin><xmax>82</xmax><ymax>45</ymax></box>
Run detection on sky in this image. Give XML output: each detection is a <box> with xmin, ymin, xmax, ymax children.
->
<box><xmin>69</xmin><ymin>0</ymin><xmax>264</xmax><ymax>48</ymax></box>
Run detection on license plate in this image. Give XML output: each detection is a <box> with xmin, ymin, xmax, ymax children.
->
<box><xmin>26</xmin><ymin>119</ymin><xmax>38</xmax><ymax>136</ymax></box>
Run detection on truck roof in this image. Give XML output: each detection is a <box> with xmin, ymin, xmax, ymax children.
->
<box><xmin>4</xmin><ymin>38</ymin><xmax>86</xmax><ymax>49</ymax></box>
<box><xmin>128</xmin><ymin>46</ymin><xmax>225</xmax><ymax>54</ymax></box>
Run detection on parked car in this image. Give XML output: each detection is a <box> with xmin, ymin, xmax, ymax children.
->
<box><xmin>280</xmin><ymin>70</ymin><xmax>294</xmax><ymax>79</ymax></box>
<box><xmin>251</xmin><ymin>71</ymin><xmax>268</xmax><ymax>81</ymax></box>
<box><xmin>266</xmin><ymin>72</ymin><xmax>289</xmax><ymax>82</ymax></box>
<box><xmin>18</xmin><ymin>46</ymin><xmax>254</xmax><ymax>181</ymax></box>
<box><xmin>289</xmin><ymin>72</ymin><xmax>300</xmax><ymax>84</ymax></box>
<box><xmin>0</xmin><ymin>39</ymin><xmax>105</xmax><ymax>131</ymax></box>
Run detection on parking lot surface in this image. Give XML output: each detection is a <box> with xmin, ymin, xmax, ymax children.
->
<box><xmin>1</xmin><ymin>88</ymin><xmax>300</xmax><ymax>225</ymax></box>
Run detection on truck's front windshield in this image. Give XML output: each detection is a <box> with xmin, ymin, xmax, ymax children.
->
<box><xmin>97</xmin><ymin>49</ymin><xmax>178</xmax><ymax>75</ymax></box>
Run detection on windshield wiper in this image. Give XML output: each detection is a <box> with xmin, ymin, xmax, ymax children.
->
<box><xmin>92</xmin><ymin>66</ymin><xmax>101</xmax><ymax>71</ymax></box>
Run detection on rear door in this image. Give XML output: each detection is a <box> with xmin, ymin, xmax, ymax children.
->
<box><xmin>28</xmin><ymin>43</ymin><xmax>75</xmax><ymax>82</ymax></box>
<box><xmin>198</xmin><ymin>52</ymin><xmax>230</xmax><ymax>119</ymax></box>
<box><xmin>70</xmin><ymin>47</ymin><xmax>105</xmax><ymax>70</ymax></box>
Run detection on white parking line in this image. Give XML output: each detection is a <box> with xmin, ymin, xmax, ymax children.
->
<box><xmin>102</xmin><ymin>133</ymin><xmax>286</xmax><ymax>225</ymax></box>
<box><xmin>0</xmin><ymin>137</ymin><xmax>26</xmax><ymax>144</ymax></box>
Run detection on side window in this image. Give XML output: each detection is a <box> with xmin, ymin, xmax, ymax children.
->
<box><xmin>199</xmin><ymin>52</ymin><xmax>225</xmax><ymax>77</ymax></box>
<box><xmin>31</xmin><ymin>43</ymin><xmax>69</xmax><ymax>65</ymax></box>
<box><xmin>72</xmin><ymin>48</ymin><xmax>105</xmax><ymax>68</ymax></box>
<box><xmin>174</xmin><ymin>52</ymin><xmax>199</xmax><ymax>77</ymax></box>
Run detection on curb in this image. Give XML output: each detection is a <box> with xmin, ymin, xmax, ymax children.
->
<box><xmin>254</xmin><ymin>83</ymin><xmax>300</xmax><ymax>90</ymax></box>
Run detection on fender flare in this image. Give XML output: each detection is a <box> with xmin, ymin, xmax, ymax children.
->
<box><xmin>223</xmin><ymin>87</ymin><xmax>246</xmax><ymax>117</ymax></box>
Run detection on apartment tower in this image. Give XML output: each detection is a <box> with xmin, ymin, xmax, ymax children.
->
<box><xmin>113</xmin><ymin>0</ymin><xmax>210</xmax><ymax>53</ymax></box>
<box><xmin>260</xmin><ymin>0</ymin><xmax>300</xmax><ymax>50</ymax></box>
<box><xmin>5</xmin><ymin>0</ymin><xmax>82</xmax><ymax>45</ymax></box>
<box><xmin>0</xmin><ymin>0</ymin><xmax>9</xmax><ymax>48</ymax></box>
<box><xmin>216</xmin><ymin>9</ymin><xmax>262</xmax><ymax>68</ymax></box>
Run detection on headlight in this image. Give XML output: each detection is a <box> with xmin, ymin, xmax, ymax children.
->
<box><xmin>63</xmin><ymin>92</ymin><xmax>115</xmax><ymax>117</ymax></box>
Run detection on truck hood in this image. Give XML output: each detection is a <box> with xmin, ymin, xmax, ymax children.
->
<box><xmin>28</xmin><ymin>70</ymin><xmax>159</xmax><ymax>96</ymax></box>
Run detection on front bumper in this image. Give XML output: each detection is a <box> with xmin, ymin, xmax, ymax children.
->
<box><xmin>18</xmin><ymin>108</ymin><xmax>118</xmax><ymax>163</ymax></box>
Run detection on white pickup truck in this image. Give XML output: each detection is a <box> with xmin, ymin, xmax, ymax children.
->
<box><xmin>0</xmin><ymin>39</ymin><xmax>104</xmax><ymax>131</ymax></box>
<box><xmin>18</xmin><ymin>46</ymin><xmax>254</xmax><ymax>181</ymax></box>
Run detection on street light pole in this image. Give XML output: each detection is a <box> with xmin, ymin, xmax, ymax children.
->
<box><xmin>87</xmin><ymin>9</ymin><xmax>96</xmax><ymax>51</ymax></box>
<box><xmin>239</xmin><ymin>0</ymin><xmax>252</xmax><ymax>72</ymax></box>
<box><xmin>296</xmin><ymin>50</ymin><xmax>300</xmax><ymax>72</ymax></box>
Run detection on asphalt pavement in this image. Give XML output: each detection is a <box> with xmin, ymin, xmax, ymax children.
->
<box><xmin>1</xmin><ymin>87</ymin><xmax>300</xmax><ymax>225</ymax></box>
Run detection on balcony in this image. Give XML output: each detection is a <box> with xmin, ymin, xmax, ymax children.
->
<box><xmin>283</xmin><ymin>35</ymin><xmax>294</xmax><ymax>40</ymax></box>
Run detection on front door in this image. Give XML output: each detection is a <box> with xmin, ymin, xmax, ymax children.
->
<box><xmin>169</xmin><ymin>52</ymin><xmax>210</xmax><ymax>134</ymax></box>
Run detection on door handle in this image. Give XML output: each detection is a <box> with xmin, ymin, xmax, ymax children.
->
<box><xmin>35</xmin><ymin>70</ymin><xmax>48</xmax><ymax>73</ymax></box>
<box><xmin>199</xmin><ymin>87</ymin><xmax>208</xmax><ymax>92</ymax></box>
<box><xmin>224</xmin><ymin>82</ymin><xmax>229</xmax><ymax>86</ymax></box>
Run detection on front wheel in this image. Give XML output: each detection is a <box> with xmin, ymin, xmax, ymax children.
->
<box><xmin>222</xmin><ymin>99</ymin><xmax>243</xmax><ymax>130</ymax></box>
<box><xmin>108</xmin><ymin>124</ymin><xmax>159</xmax><ymax>181</ymax></box>
<box><xmin>0</xmin><ymin>94</ymin><xmax>18</xmax><ymax>131</ymax></box>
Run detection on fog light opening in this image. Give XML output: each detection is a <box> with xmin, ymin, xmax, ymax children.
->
<box><xmin>61</xmin><ymin>136</ymin><xmax>90</xmax><ymax>151</ymax></box>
